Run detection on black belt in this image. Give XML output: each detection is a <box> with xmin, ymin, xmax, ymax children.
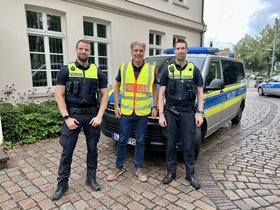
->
<box><xmin>68</xmin><ymin>107</ymin><xmax>96</xmax><ymax>114</ymax></box>
<box><xmin>166</xmin><ymin>105</ymin><xmax>195</xmax><ymax>112</ymax></box>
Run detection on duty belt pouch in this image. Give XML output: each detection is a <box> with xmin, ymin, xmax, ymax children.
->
<box><xmin>168</xmin><ymin>65</ymin><xmax>176</xmax><ymax>94</ymax></box>
<box><xmin>168</xmin><ymin>79</ymin><xmax>175</xmax><ymax>94</ymax></box>
<box><xmin>66</xmin><ymin>81</ymin><xmax>72</xmax><ymax>95</ymax></box>
<box><xmin>72</xmin><ymin>81</ymin><xmax>79</xmax><ymax>95</ymax></box>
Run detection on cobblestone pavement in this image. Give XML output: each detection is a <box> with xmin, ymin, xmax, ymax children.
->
<box><xmin>0</xmin><ymin>88</ymin><xmax>280</xmax><ymax>210</ymax></box>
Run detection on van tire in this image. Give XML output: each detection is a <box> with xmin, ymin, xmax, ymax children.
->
<box><xmin>194</xmin><ymin>127</ymin><xmax>202</xmax><ymax>160</ymax></box>
<box><xmin>231</xmin><ymin>105</ymin><xmax>243</xmax><ymax>124</ymax></box>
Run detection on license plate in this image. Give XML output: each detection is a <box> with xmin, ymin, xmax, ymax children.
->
<box><xmin>111</xmin><ymin>133</ymin><xmax>136</xmax><ymax>146</ymax></box>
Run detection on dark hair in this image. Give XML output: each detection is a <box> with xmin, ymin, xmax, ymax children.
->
<box><xmin>76</xmin><ymin>39</ymin><xmax>91</xmax><ymax>49</ymax></box>
<box><xmin>174</xmin><ymin>39</ymin><xmax>188</xmax><ymax>48</ymax></box>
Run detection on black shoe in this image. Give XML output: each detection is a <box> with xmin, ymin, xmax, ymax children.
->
<box><xmin>51</xmin><ymin>184</ymin><xmax>69</xmax><ymax>200</ymax></box>
<box><xmin>86</xmin><ymin>179</ymin><xmax>101</xmax><ymax>191</ymax></box>
<box><xmin>162</xmin><ymin>173</ymin><xmax>176</xmax><ymax>184</ymax></box>
<box><xmin>185</xmin><ymin>175</ymin><xmax>200</xmax><ymax>189</ymax></box>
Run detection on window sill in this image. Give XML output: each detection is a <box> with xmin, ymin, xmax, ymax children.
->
<box><xmin>173</xmin><ymin>1</ymin><xmax>189</xmax><ymax>9</ymax></box>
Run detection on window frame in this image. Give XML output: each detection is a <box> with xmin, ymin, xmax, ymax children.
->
<box><xmin>26</xmin><ymin>7</ymin><xmax>66</xmax><ymax>90</ymax></box>
<box><xmin>149</xmin><ymin>31</ymin><xmax>164</xmax><ymax>56</ymax></box>
<box><xmin>83</xmin><ymin>18</ymin><xmax>110</xmax><ymax>79</ymax></box>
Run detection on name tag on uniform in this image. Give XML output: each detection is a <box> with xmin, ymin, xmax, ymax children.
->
<box><xmin>69</xmin><ymin>72</ymin><xmax>83</xmax><ymax>77</ymax></box>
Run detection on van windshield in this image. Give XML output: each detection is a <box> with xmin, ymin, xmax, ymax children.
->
<box><xmin>145</xmin><ymin>56</ymin><xmax>174</xmax><ymax>83</ymax></box>
<box><xmin>186</xmin><ymin>56</ymin><xmax>205</xmax><ymax>72</ymax></box>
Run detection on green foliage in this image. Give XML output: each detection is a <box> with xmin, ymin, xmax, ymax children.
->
<box><xmin>235</xmin><ymin>18</ymin><xmax>280</xmax><ymax>77</ymax></box>
<box><xmin>0</xmin><ymin>101</ymin><xmax>62</xmax><ymax>148</ymax></box>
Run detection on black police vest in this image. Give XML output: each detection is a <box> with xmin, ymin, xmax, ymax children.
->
<box><xmin>65</xmin><ymin>63</ymin><xmax>99</xmax><ymax>105</ymax></box>
<box><xmin>166</xmin><ymin>63</ymin><xmax>197</xmax><ymax>103</ymax></box>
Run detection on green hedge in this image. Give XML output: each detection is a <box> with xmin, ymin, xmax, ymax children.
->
<box><xmin>0</xmin><ymin>101</ymin><xmax>63</xmax><ymax>149</ymax></box>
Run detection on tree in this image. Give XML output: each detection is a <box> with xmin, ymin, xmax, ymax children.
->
<box><xmin>235</xmin><ymin>18</ymin><xmax>280</xmax><ymax>77</ymax></box>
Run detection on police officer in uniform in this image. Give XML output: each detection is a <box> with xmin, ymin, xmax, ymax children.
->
<box><xmin>158</xmin><ymin>39</ymin><xmax>204</xmax><ymax>189</ymax></box>
<box><xmin>51</xmin><ymin>39</ymin><xmax>108</xmax><ymax>200</ymax></box>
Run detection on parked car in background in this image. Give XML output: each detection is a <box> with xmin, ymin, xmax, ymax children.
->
<box><xmin>102</xmin><ymin>47</ymin><xmax>247</xmax><ymax>159</ymax></box>
<box><xmin>257</xmin><ymin>75</ymin><xmax>280</xmax><ymax>96</ymax></box>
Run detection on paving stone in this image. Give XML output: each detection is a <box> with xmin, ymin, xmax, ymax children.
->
<box><xmin>175</xmin><ymin>199</ymin><xmax>196</xmax><ymax>210</ymax></box>
<box><xmin>263</xmin><ymin>195</ymin><xmax>280</xmax><ymax>204</ymax></box>
<box><xmin>243</xmin><ymin>198</ymin><xmax>261</xmax><ymax>208</ymax></box>
<box><xmin>18</xmin><ymin>198</ymin><xmax>37</xmax><ymax>210</ymax></box>
<box><xmin>193</xmin><ymin>200</ymin><xmax>216</xmax><ymax>210</ymax></box>
<box><xmin>127</xmin><ymin>200</ymin><xmax>146</xmax><ymax>210</ymax></box>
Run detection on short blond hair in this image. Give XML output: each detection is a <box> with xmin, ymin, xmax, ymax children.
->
<box><xmin>130</xmin><ymin>41</ymin><xmax>146</xmax><ymax>51</ymax></box>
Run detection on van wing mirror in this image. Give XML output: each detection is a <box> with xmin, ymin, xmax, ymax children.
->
<box><xmin>205</xmin><ymin>79</ymin><xmax>225</xmax><ymax>90</ymax></box>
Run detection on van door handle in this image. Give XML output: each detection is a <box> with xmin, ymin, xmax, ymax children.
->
<box><xmin>220</xmin><ymin>90</ymin><xmax>224</xmax><ymax>93</ymax></box>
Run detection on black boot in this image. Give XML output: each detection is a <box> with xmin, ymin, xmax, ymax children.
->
<box><xmin>86</xmin><ymin>178</ymin><xmax>100</xmax><ymax>191</ymax></box>
<box><xmin>186</xmin><ymin>175</ymin><xmax>200</xmax><ymax>190</ymax></box>
<box><xmin>162</xmin><ymin>173</ymin><xmax>176</xmax><ymax>184</ymax></box>
<box><xmin>51</xmin><ymin>179</ymin><xmax>69</xmax><ymax>200</ymax></box>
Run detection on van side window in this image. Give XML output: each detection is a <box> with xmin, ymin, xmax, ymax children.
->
<box><xmin>205</xmin><ymin>60</ymin><xmax>221</xmax><ymax>87</ymax></box>
<box><xmin>222</xmin><ymin>60</ymin><xmax>245</xmax><ymax>85</ymax></box>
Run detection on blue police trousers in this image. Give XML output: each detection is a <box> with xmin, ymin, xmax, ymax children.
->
<box><xmin>163</xmin><ymin>110</ymin><xmax>196</xmax><ymax>177</ymax></box>
<box><xmin>57</xmin><ymin>112</ymin><xmax>100</xmax><ymax>184</ymax></box>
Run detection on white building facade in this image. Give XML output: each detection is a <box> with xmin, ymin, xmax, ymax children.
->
<box><xmin>0</xmin><ymin>0</ymin><xmax>206</xmax><ymax>101</ymax></box>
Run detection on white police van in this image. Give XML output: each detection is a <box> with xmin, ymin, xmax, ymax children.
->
<box><xmin>102</xmin><ymin>47</ymin><xmax>247</xmax><ymax>159</ymax></box>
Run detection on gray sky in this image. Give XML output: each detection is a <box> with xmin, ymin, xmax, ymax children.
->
<box><xmin>203</xmin><ymin>0</ymin><xmax>280</xmax><ymax>48</ymax></box>
<box><xmin>248</xmin><ymin>0</ymin><xmax>280</xmax><ymax>35</ymax></box>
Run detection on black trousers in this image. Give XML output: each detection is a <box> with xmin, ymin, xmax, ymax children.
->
<box><xmin>163</xmin><ymin>110</ymin><xmax>196</xmax><ymax>177</ymax></box>
<box><xmin>57</xmin><ymin>112</ymin><xmax>100</xmax><ymax>183</ymax></box>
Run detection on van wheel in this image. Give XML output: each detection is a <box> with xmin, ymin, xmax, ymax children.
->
<box><xmin>194</xmin><ymin>127</ymin><xmax>202</xmax><ymax>160</ymax></box>
<box><xmin>258</xmin><ymin>87</ymin><xmax>264</xmax><ymax>96</ymax></box>
<box><xmin>231</xmin><ymin>106</ymin><xmax>243</xmax><ymax>124</ymax></box>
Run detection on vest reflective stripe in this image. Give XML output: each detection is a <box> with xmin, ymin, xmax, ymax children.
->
<box><xmin>121</xmin><ymin>104</ymin><xmax>151</xmax><ymax>111</ymax></box>
<box><xmin>122</xmin><ymin>94</ymin><xmax>151</xmax><ymax>100</ymax></box>
<box><xmin>168</xmin><ymin>63</ymin><xmax>194</xmax><ymax>79</ymax></box>
<box><xmin>120</xmin><ymin>63</ymin><xmax>155</xmax><ymax>116</ymax></box>
<box><xmin>68</xmin><ymin>63</ymin><xmax>98</xmax><ymax>79</ymax></box>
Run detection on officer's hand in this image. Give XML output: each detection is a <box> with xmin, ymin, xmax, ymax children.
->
<box><xmin>90</xmin><ymin>116</ymin><xmax>102</xmax><ymax>127</ymax></box>
<box><xmin>159</xmin><ymin>114</ymin><xmax>167</xmax><ymax>127</ymax></box>
<box><xmin>151</xmin><ymin>108</ymin><xmax>158</xmax><ymax>119</ymax></box>
<box><xmin>196</xmin><ymin>114</ymin><xmax>203</xmax><ymax>127</ymax></box>
<box><xmin>114</xmin><ymin>106</ymin><xmax>121</xmax><ymax>119</ymax></box>
<box><xmin>66</xmin><ymin>118</ymin><xmax>79</xmax><ymax>130</ymax></box>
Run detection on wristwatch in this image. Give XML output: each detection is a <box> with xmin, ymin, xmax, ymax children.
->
<box><xmin>63</xmin><ymin>115</ymin><xmax>70</xmax><ymax>120</ymax></box>
<box><xmin>197</xmin><ymin>110</ymin><xmax>204</xmax><ymax>114</ymax></box>
<box><xmin>152</xmin><ymin>105</ymin><xmax>158</xmax><ymax>109</ymax></box>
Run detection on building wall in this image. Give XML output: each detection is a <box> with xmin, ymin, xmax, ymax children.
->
<box><xmin>0</xmin><ymin>0</ymin><xmax>205</xmax><ymax>100</ymax></box>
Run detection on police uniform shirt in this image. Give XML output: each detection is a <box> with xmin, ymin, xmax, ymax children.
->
<box><xmin>160</xmin><ymin>61</ymin><xmax>203</xmax><ymax>107</ymax></box>
<box><xmin>115</xmin><ymin>60</ymin><xmax>157</xmax><ymax>83</ymax></box>
<box><xmin>56</xmin><ymin>60</ymin><xmax>108</xmax><ymax>108</ymax></box>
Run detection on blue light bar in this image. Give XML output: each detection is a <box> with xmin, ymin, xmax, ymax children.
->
<box><xmin>163</xmin><ymin>47</ymin><xmax>219</xmax><ymax>54</ymax></box>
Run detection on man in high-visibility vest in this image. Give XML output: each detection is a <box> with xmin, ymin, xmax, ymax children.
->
<box><xmin>107</xmin><ymin>41</ymin><xmax>158</xmax><ymax>182</ymax></box>
<box><xmin>158</xmin><ymin>39</ymin><xmax>204</xmax><ymax>190</ymax></box>
<box><xmin>52</xmin><ymin>39</ymin><xmax>108</xmax><ymax>200</ymax></box>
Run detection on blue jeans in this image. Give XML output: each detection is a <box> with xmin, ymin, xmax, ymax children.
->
<box><xmin>116</xmin><ymin>114</ymin><xmax>148</xmax><ymax>169</ymax></box>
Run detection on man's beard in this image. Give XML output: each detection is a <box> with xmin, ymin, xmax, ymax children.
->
<box><xmin>78</xmin><ymin>55</ymin><xmax>88</xmax><ymax>62</ymax></box>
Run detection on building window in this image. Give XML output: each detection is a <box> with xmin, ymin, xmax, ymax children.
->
<box><xmin>173</xmin><ymin>35</ymin><xmax>186</xmax><ymax>46</ymax></box>
<box><xmin>83</xmin><ymin>20</ymin><xmax>109</xmax><ymax>79</ymax></box>
<box><xmin>149</xmin><ymin>32</ymin><xmax>163</xmax><ymax>56</ymax></box>
<box><xmin>26</xmin><ymin>10</ymin><xmax>65</xmax><ymax>87</ymax></box>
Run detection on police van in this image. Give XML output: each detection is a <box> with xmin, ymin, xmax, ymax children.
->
<box><xmin>101</xmin><ymin>47</ymin><xmax>247</xmax><ymax>159</ymax></box>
